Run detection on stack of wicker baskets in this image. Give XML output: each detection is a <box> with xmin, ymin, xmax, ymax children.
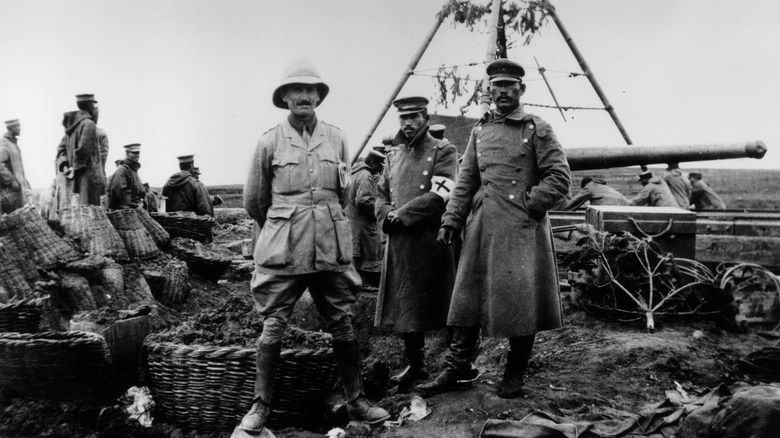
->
<box><xmin>143</xmin><ymin>341</ymin><xmax>338</xmax><ymax>432</ymax></box>
<box><xmin>58</xmin><ymin>205</ymin><xmax>129</xmax><ymax>261</ymax></box>
<box><xmin>135</xmin><ymin>207</ymin><xmax>170</xmax><ymax>248</ymax></box>
<box><xmin>107</xmin><ymin>209</ymin><xmax>160</xmax><ymax>259</ymax></box>
<box><xmin>0</xmin><ymin>205</ymin><xmax>79</xmax><ymax>269</ymax></box>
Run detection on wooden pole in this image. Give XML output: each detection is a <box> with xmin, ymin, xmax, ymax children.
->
<box><xmin>479</xmin><ymin>0</ymin><xmax>504</xmax><ymax>116</ymax></box>
<box><xmin>544</xmin><ymin>1</ymin><xmax>645</xmax><ymax>169</ymax></box>
<box><xmin>534</xmin><ymin>56</ymin><xmax>566</xmax><ymax>121</ymax></box>
<box><xmin>351</xmin><ymin>8</ymin><xmax>446</xmax><ymax>164</ymax></box>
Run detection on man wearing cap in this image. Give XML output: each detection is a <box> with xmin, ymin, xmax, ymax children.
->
<box><xmin>345</xmin><ymin>148</ymin><xmax>385</xmax><ymax>288</ymax></box>
<box><xmin>689</xmin><ymin>172</ymin><xmax>726</xmax><ymax>210</ymax></box>
<box><xmin>162</xmin><ymin>155</ymin><xmax>214</xmax><ymax>216</ymax></box>
<box><xmin>629</xmin><ymin>170</ymin><xmax>678</xmax><ymax>207</ymax></box>
<box><xmin>143</xmin><ymin>182</ymin><xmax>159</xmax><ymax>213</ymax></box>
<box><xmin>75</xmin><ymin>94</ymin><xmax>110</xmax><ymax>172</ymax></box>
<box><xmin>236</xmin><ymin>57</ymin><xmax>388</xmax><ymax>438</ymax></box>
<box><xmin>662</xmin><ymin>163</ymin><xmax>692</xmax><ymax>208</ymax></box>
<box><xmin>0</xmin><ymin>119</ymin><xmax>31</xmax><ymax>213</ymax></box>
<box><xmin>108</xmin><ymin>144</ymin><xmax>145</xmax><ymax>209</ymax></box>
<box><xmin>55</xmin><ymin>106</ymin><xmax>107</xmax><ymax>207</ymax></box>
<box><xmin>374</xmin><ymin>96</ymin><xmax>458</xmax><ymax>392</ymax></box>
<box><xmin>417</xmin><ymin>59</ymin><xmax>570</xmax><ymax>399</ymax></box>
<box><xmin>563</xmin><ymin>175</ymin><xmax>629</xmax><ymax>210</ymax></box>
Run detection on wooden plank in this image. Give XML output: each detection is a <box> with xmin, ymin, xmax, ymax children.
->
<box><xmin>696</xmin><ymin>235</ymin><xmax>780</xmax><ymax>271</ymax></box>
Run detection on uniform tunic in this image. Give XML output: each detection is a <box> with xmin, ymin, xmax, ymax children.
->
<box><xmin>690</xmin><ymin>179</ymin><xmax>726</xmax><ymax>210</ymax></box>
<box><xmin>629</xmin><ymin>177</ymin><xmax>678</xmax><ymax>207</ymax></box>
<box><xmin>244</xmin><ymin>118</ymin><xmax>353</xmax><ymax>276</ymax></box>
<box><xmin>345</xmin><ymin>161</ymin><xmax>382</xmax><ymax>272</ymax></box>
<box><xmin>108</xmin><ymin>160</ymin><xmax>144</xmax><ymax>209</ymax></box>
<box><xmin>564</xmin><ymin>181</ymin><xmax>628</xmax><ymax>210</ymax></box>
<box><xmin>374</xmin><ymin>127</ymin><xmax>458</xmax><ymax>333</ymax></box>
<box><xmin>55</xmin><ymin>111</ymin><xmax>107</xmax><ymax>207</ymax></box>
<box><xmin>0</xmin><ymin>132</ymin><xmax>30</xmax><ymax>213</ymax></box>
<box><xmin>442</xmin><ymin>106</ymin><xmax>570</xmax><ymax>338</ymax></box>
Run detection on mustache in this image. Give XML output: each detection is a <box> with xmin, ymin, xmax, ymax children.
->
<box><xmin>295</xmin><ymin>99</ymin><xmax>313</xmax><ymax>105</ymax></box>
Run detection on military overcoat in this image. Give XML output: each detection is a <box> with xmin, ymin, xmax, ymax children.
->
<box><xmin>442</xmin><ymin>107</ymin><xmax>570</xmax><ymax>338</ymax></box>
<box><xmin>108</xmin><ymin>160</ymin><xmax>144</xmax><ymax>209</ymax></box>
<box><xmin>55</xmin><ymin>111</ymin><xmax>107</xmax><ymax>207</ymax></box>
<box><xmin>345</xmin><ymin>161</ymin><xmax>382</xmax><ymax>272</ymax></box>
<box><xmin>374</xmin><ymin>127</ymin><xmax>458</xmax><ymax>333</ymax></box>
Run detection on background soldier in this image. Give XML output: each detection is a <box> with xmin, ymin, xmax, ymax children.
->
<box><xmin>629</xmin><ymin>170</ymin><xmax>678</xmax><ymax>207</ymax></box>
<box><xmin>234</xmin><ymin>57</ymin><xmax>388</xmax><ymax>438</ymax></box>
<box><xmin>56</xmin><ymin>104</ymin><xmax>106</xmax><ymax>207</ymax></box>
<box><xmin>689</xmin><ymin>171</ymin><xmax>727</xmax><ymax>210</ymax></box>
<box><xmin>0</xmin><ymin>119</ymin><xmax>31</xmax><ymax>213</ymax></box>
<box><xmin>418</xmin><ymin>59</ymin><xmax>571</xmax><ymax>399</ymax></box>
<box><xmin>374</xmin><ymin>96</ymin><xmax>458</xmax><ymax>392</ymax></box>
<box><xmin>108</xmin><ymin>143</ymin><xmax>144</xmax><ymax>209</ymax></box>
<box><xmin>563</xmin><ymin>175</ymin><xmax>628</xmax><ymax>210</ymax></box>
<box><xmin>162</xmin><ymin>155</ymin><xmax>214</xmax><ymax>216</ymax></box>
<box><xmin>345</xmin><ymin>148</ymin><xmax>385</xmax><ymax>289</ymax></box>
<box><xmin>143</xmin><ymin>182</ymin><xmax>159</xmax><ymax>212</ymax></box>
<box><xmin>663</xmin><ymin>162</ymin><xmax>692</xmax><ymax>208</ymax></box>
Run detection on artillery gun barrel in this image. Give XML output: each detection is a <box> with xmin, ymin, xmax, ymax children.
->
<box><xmin>566</xmin><ymin>141</ymin><xmax>766</xmax><ymax>171</ymax></box>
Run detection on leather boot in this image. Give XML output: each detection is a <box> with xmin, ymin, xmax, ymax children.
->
<box><xmin>496</xmin><ymin>335</ymin><xmax>534</xmax><ymax>399</ymax></box>
<box><xmin>231</xmin><ymin>342</ymin><xmax>281</xmax><ymax>438</ymax></box>
<box><xmin>415</xmin><ymin>326</ymin><xmax>480</xmax><ymax>397</ymax></box>
<box><xmin>390</xmin><ymin>332</ymin><xmax>429</xmax><ymax>388</ymax></box>
<box><xmin>333</xmin><ymin>339</ymin><xmax>391</xmax><ymax>424</ymax></box>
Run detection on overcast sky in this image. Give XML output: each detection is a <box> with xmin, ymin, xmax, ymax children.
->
<box><xmin>1</xmin><ymin>0</ymin><xmax>778</xmax><ymax>189</ymax></box>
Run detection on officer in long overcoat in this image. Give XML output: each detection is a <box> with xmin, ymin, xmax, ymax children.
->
<box><xmin>0</xmin><ymin>119</ymin><xmax>31</xmax><ymax>213</ymax></box>
<box><xmin>418</xmin><ymin>59</ymin><xmax>571</xmax><ymax>399</ymax></box>
<box><xmin>55</xmin><ymin>107</ymin><xmax>107</xmax><ymax>207</ymax></box>
<box><xmin>374</xmin><ymin>96</ymin><xmax>458</xmax><ymax>390</ymax></box>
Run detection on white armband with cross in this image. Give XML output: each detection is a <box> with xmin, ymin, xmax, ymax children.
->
<box><xmin>430</xmin><ymin>175</ymin><xmax>455</xmax><ymax>202</ymax></box>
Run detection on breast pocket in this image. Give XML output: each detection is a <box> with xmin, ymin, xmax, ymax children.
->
<box><xmin>272</xmin><ymin>152</ymin><xmax>301</xmax><ymax>193</ymax></box>
<box><xmin>318</xmin><ymin>152</ymin><xmax>339</xmax><ymax>190</ymax></box>
<box><xmin>255</xmin><ymin>204</ymin><xmax>296</xmax><ymax>267</ymax></box>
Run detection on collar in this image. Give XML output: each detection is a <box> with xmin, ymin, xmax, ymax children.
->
<box><xmin>393</xmin><ymin>125</ymin><xmax>430</xmax><ymax>150</ymax></box>
<box><xmin>287</xmin><ymin>114</ymin><xmax>317</xmax><ymax>136</ymax></box>
<box><xmin>3</xmin><ymin>132</ymin><xmax>16</xmax><ymax>143</ymax></box>
<box><xmin>479</xmin><ymin>104</ymin><xmax>528</xmax><ymax>124</ymax></box>
<box><xmin>121</xmin><ymin>159</ymin><xmax>141</xmax><ymax>171</ymax></box>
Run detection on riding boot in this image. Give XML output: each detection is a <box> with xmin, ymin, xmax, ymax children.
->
<box><xmin>332</xmin><ymin>339</ymin><xmax>391</xmax><ymax>424</ymax></box>
<box><xmin>390</xmin><ymin>332</ymin><xmax>429</xmax><ymax>388</ymax></box>
<box><xmin>231</xmin><ymin>342</ymin><xmax>282</xmax><ymax>438</ymax></box>
<box><xmin>415</xmin><ymin>326</ymin><xmax>480</xmax><ymax>397</ymax></box>
<box><xmin>496</xmin><ymin>335</ymin><xmax>534</xmax><ymax>399</ymax></box>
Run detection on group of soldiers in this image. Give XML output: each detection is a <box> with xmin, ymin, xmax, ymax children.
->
<box><xmin>562</xmin><ymin>163</ymin><xmax>726</xmax><ymax>211</ymax></box>
<box><xmin>235</xmin><ymin>57</ymin><xmax>570</xmax><ymax>438</ymax></box>
<box><xmin>0</xmin><ymin>93</ymin><xmax>222</xmax><ymax>218</ymax></box>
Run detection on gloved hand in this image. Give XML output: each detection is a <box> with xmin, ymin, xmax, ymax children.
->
<box><xmin>382</xmin><ymin>210</ymin><xmax>403</xmax><ymax>233</ymax></box>
<box><xmin>63</xmin><ymin>166</ymin><xmax>75</xmax><ymax>179</ymax></box>
<box><xmin>437</xmin><ymin>226</ymin><xmax>456</xmax><ymax>247</ymax></box>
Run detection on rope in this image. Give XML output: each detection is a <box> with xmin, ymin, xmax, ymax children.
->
<box><xmin>627</xmin><ymin>217</ymin><xmax>674</xmax><ymax>239</ymax></box>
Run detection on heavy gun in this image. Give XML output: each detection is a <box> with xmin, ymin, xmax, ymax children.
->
<box><xmin>566</xmin><ymin>141</ymin><xmax>766</xmax><ymax>171</ymax></box>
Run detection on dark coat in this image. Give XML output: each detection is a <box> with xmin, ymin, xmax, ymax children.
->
<box><xmin>55</xmin><ymin>111</ymin><xmax>107</xmax><ymax>207</ymax></box>
<box><xmin>108</xmin><ymin>160</ymin><xmax>144</xmax><ymax>209</ymax></box>
<box><xmin>564</xmin><ymin>181</ymin><xmax>628</xmax><ymax>210</ymax></box>
<box><xmin>442</xmin><ymin>107</ymin><xmax>570</xmax><ymax>338</ymax></box>
<box><xmin>0</xmin><ymin>133</ymin><xmax>29</xmax><ymax>213</ymax></box>
<box><xmin>162</xmin><ymin>171</ymin><xmax>213</xmax><ymax>216</ymax></box>
<box><xmin>663</xmin><ymin>169</ymin><xmax>692</xmax><ymax>208</ymax></box>
<box><xmin>345</xmin><ymin>161</ymin><xmax>382</xmax><ymax>272</ymax></box>
<box><xmin>374</xmin><ymin>126</ymin><xmax>458</xmax><ymax>333</ymax></box>
<box><xmin>691</xmin><ymin>179</ymin><xmax>726</xmax><ymax>210</ymax></box>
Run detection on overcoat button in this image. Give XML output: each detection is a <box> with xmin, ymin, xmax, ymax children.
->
<box><xmin>419</xmin><ymin>185</ymin><xmax>425</xmax><ymax>190</ymax></box>
<box><xmin>523</xmin><ymin>138</ymin><xmax>528</xmax><ymax>143</ymax></box>
<box><xmin>509</xmin><ymin>194</ymin><xmax>515</xmax><ymax>200</ymax></box>
<box><xmin>423</xmin><ymin>171</ymin><xmax>429</xmax><ymax>176</ymax></box>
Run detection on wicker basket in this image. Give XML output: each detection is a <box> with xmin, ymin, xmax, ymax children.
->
<box><xmin>0</xmin><ymin>235</ymin><xmax>38</xmax><ymax>282</ymax></box>
<box><xmin>0</xmin><ymin>205</ymin><xmax>80</xmax><ymax>269</ymax></box>
<box><xmin>107</xmin><ymin>209</ymin><xmax>160</xmax><ymax>259</ymax></box>
<box><xmin>167</xmin><ymin>237</ymin><xmax>232</xmax><ymax>282</ymax></box>
<box><xmin>140</xmin><ymin>254</ymin><xmax>190</xmax><ymax>304</ymax></box>
<box><xmin>135</xmin><ymin>207</ymin><xmax>170</xmax><ymax>248</ymax></box>
<box><xmin>0</xmin><ymin>331</ymin><xmax>118</xmax><ymax>403</ymax></box>
<box><xmin>0</xmin><ymin>241</ymin><xmax>33</xmax><ymax>303</ymax></box>
<box><xmin>58</xmin><ymin>205</ymin><xmax>129</xmax><ymax>261</ymax></box>
<box><xmin>151</xmin><ymin>212</ymin><xmax>214</xmax><ymax>243</ymax></box>
<box><xmin>143</xmin><ymin>341</ymin><xmax>338</xmax><ymax>432</ymax></box>
<box><xmin>0</xmin><ymin>297</ymin><xmax>48</xmax><ymax>333</ymax></box>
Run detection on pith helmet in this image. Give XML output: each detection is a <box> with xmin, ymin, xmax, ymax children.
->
<box><xmin>272</xmin><ymin>57</ymin><xmax>330</xmax><ymax>109</ymax></box>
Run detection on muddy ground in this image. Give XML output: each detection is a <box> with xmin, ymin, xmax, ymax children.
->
<box><xmin>1</xmin><ymin>218</ymin><xmax>778</xmax><ymax>438</ymax></box>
